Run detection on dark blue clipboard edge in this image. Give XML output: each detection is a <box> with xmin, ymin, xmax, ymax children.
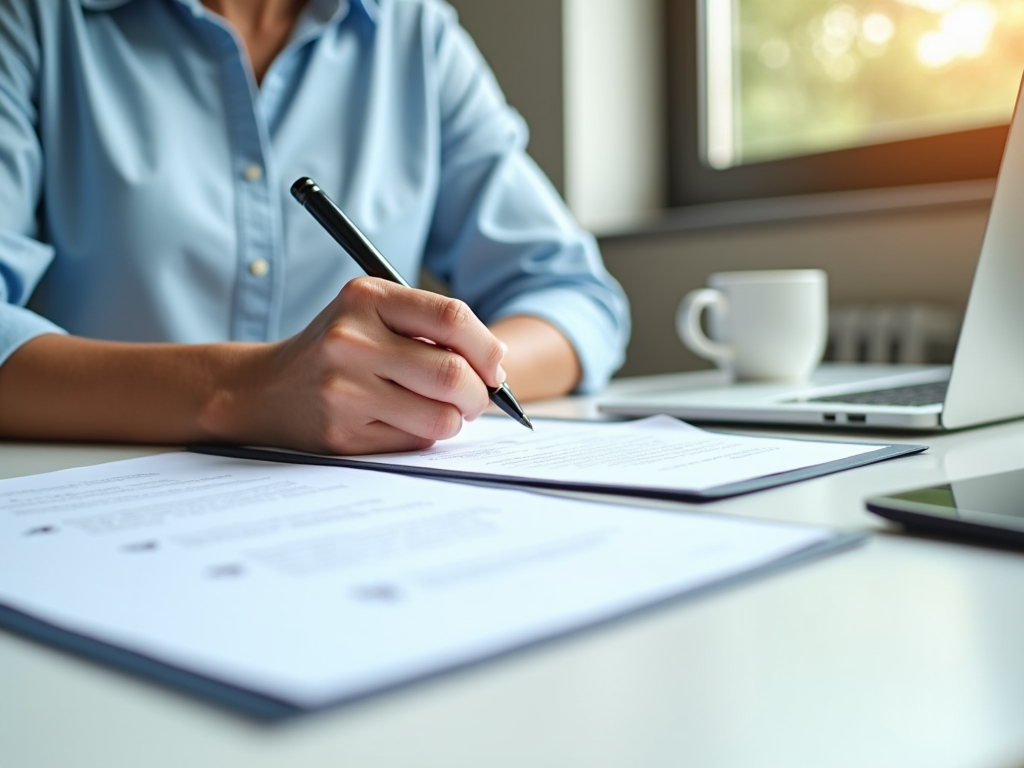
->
<box><xmin>0</xmin><ymin>530</ymin><xmax>867</xmax><ymax>722</ymax></box>
<box><xmin>188</xmin><ymin>434</ymin><xmax>927</xmax><ymax>502</ymax></box>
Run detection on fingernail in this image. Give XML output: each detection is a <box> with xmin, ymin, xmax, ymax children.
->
<box><xmin>496</xmin><ymin>364</ymin><xmax>507</xmax><ymax>383</ymax></box>
<box><xmin>499</xmin><ymin>340</ymin><xmax>509</xmax><ymax>354</ymax></box>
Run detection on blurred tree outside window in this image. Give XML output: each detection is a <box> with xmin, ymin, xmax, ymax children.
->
<box><xmin>705</xmin><ymin>0</ymin><xmax>1024</xmax><ymax>169</ymax></box>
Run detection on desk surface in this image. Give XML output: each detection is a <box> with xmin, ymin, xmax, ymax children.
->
<box><xmin>4</xmin><ymin>372</ymin><xmax>1024</xmax><ymax>768</ymax></box>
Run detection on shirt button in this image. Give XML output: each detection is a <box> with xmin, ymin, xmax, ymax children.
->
<box><xmin>249</xmin><ymin>258</ymin><xmax>270</xmax><ymax>278</ymax></box>
<box><xmin>243</xmin><ymin>163</ymin><xmax>263</xmax><ymax>182</ymax></box>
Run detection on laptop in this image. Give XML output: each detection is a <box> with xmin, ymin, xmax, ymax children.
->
<box><xmin>599</xmin><ymin>86</ymin><xmax>1024</xmax><ymax>432</ymax></box>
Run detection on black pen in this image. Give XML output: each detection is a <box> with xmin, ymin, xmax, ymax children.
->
<box><xmin>291</xmin><ymin>176</ymin><xmax>533</xmax><ymax>431</ymax></box>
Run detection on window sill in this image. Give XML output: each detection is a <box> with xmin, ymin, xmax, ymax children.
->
<box><xmin>593</xmin><ymin>179</ymin><xmax>996</xmax><ymax>241</ymax></box>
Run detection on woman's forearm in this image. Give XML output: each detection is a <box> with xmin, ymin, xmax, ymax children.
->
<box><xmin>0</xmin><ymin>334</ymin><xmax>263</xmax><ymax>443</ymax></box>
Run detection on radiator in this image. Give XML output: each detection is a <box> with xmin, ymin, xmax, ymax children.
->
<box><xmin>826</xmin><ymin>304</ymin><xmax>961</xmax><ymax>365</ymax></box>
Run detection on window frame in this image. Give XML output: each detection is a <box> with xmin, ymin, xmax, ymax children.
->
<box><xmin>665</xmin><ymin>0</ymin><xmax>1010</xmax><ymax>208</ymax></box>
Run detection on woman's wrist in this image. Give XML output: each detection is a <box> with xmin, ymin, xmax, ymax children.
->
<box><xmin>489</xmin><ymin>316</ymin><xmax>581</xmax><ymax>401</ymax></box>
<box><xmin>195</xmin><ymin>341</ymin><xmax>280</xmax><ymax>445</ymax></box>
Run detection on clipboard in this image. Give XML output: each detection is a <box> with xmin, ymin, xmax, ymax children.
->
<box><xmin>0</xmin><ymin>530</ymin><xmax>866</xmax><ymax>721</ymax></box>
<box><xmin>191</xmin><ymin>417</ymin><xmax>927</xmax><ymax>502</ymax></box>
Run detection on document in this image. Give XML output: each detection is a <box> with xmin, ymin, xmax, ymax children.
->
<box><xmin>220</xmin><ymin>415</ymin><xmax>926</xmax><ymax>501</ymax></box>
<box><xmin>0</xmin><ymin>452</ymin><xmax>852</xmax><ymax>716</ymax></box>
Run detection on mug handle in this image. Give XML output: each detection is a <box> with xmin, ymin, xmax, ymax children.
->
<box><xmin>676</xmin><ymin>289</ymin><xmax>734</xmax><ymax>363</ymax></box>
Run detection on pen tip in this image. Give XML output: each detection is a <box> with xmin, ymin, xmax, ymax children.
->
<box><xmin>521</xmin><ymin>414</ymin><xmax>534</xmax><ymax>431</ymax></box>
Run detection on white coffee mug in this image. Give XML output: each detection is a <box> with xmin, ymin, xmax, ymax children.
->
<box><xmin>677</xmin><ymin>269</ymin><xmax>828</xmax><ymax>381</ymax></box>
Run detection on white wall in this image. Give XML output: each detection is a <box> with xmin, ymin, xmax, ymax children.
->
<box><xmin>563</xmin><ymin>0</ymin><xmax>666</xmax><ymax>231</ymax></box>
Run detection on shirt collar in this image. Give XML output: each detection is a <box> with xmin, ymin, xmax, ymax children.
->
<box><xmin>79</xmin><ymin>0</ymin><xmax>380</xmax><ymax>24</ymax></box>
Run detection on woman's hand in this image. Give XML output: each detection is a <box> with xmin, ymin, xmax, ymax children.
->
<box><xmin>207</xmin><ymin>277</ymin><xmax>507</xmax><ymax>454</ymax></box>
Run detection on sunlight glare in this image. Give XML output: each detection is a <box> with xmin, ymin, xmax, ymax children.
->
<box><xmin>917</xmin><ymin>1</ymin><xmax>996</xmax><ymax>67</ymax></box>
<box><xmin>917</xmin><ymin>30</ymin><xmax>957</xmax><ymax>67</ymax></box>
<box><xmin>862</xmin><ymin>13</ymin><xmax>895</xmax><ymax>45</ymax></box>
<box><xmin>897</xmin><ymin>0</ymin><xmax>959</xmax><ymax>12</ymax></box>
<box><xmin>941</xmin><ymin>1</ymin><xmax>996</xmax><ymax>58</ymax></box>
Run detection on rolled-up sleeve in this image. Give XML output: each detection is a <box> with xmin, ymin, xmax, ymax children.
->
<box><xmin>421</xmin><ymin>6</ymin><xmax>630</xmax><ymax>393</ymax></box>
<box><xmin>0</xmin><ymin>0</ymin><xmax>65</xmax><ymax>368</ymax></box>
<box><xmin>0</xmin><ymin>233</ymin><xmax>64</xmax><ymax>367</ymax></box>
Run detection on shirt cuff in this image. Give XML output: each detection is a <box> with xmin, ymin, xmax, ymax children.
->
<box><xmin>0</xmin><ymin>304</ymin><xmax>66</xmax><ymax>368</ymax></box>
<box><xmin>489</xmin><ymin>287</ymin><xmax>629</xmax><ymax>394</ymax></box>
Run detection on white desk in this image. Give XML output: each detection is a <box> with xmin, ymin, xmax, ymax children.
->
<box><xmin>4</xmin><ymin>372</ymin><xmax>1024</xmax><ymax>768</ymax></box>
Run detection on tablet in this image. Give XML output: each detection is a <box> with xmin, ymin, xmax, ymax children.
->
<box><xmin>866</xmin><ymin>468</ymin><xmax>1024</xmax><ymax>547</ymax></box>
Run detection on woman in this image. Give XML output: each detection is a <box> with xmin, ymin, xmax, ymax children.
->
<box><xmin>0</xmin><ymin>0</ymin><xmax>629</xmax><ymax>453</ymax></box>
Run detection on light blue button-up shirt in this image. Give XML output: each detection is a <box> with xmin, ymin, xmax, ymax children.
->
<box><xmin>0</xmin><ymin>0</ymin><xmax>629</xmax><ymax>392</ymax></box>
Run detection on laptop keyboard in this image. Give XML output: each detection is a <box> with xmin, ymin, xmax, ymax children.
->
<box><xmin>804</xmin><ymin>380</ymin><xmax>949</xmax><ymax>407</ymax></box>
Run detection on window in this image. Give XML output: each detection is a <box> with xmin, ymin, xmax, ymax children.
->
<box><xmin>667</xmin><ymin>0</ymin><xmax>1024</xmax><ymax>206</ymax></box>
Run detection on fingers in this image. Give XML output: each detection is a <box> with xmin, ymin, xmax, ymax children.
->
<box><xmin>362</xmin><ymin>379</ymin><xmax>467</xmax><ymax>441</ymax></box>
<box><xmin>341</xmin><ymin>278</ymin><xmax>506</xmax><ymax>388</ymax></box>
<box><xmin>319</xmin><ymin>379</ymin><xmax>464</xmax><ymax>452</ymax></box>
<box><xmin>372</xmin><ymin>333</ymin><xmax>492</xmax><ymax>420</ymax></box>
<box><xmin>328</xmin><ymin>420</ymin><xmax>437</xmax><ymax>456</ymax></box>
<box><xmin>318</xmin><ymin>309</ymin><xmax>491</xmax><ymax>421</ymax></box>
